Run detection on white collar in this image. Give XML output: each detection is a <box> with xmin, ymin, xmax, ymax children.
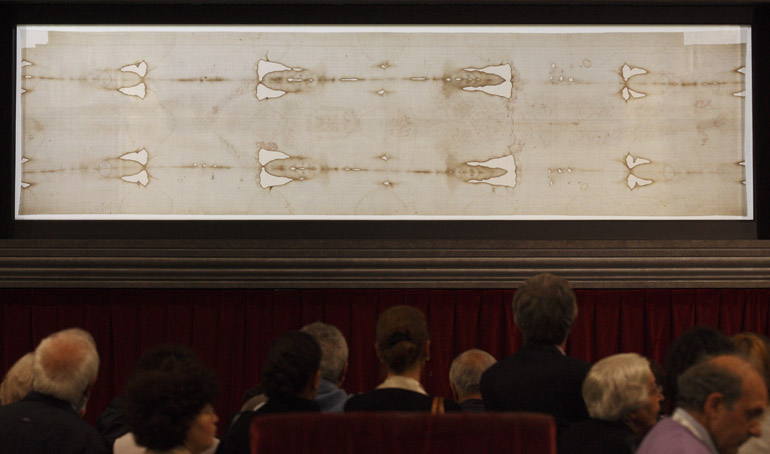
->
<box><xmin>671</xmin><ymin>408</ymin><xmax>720</xmax><ymax>454</ymax></box>
<box><xmin>376</xmin><ymin>376</ymin><xmax>428</xmax><ymax>395</ymax></box>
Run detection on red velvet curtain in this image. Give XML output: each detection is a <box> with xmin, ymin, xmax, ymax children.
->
<box><xmin>1</xmin><ymin>288</ymin><xmax>769</xmax><ymax>429</ymax></box>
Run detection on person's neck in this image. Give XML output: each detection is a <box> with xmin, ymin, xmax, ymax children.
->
<box><xmin>681</xmin><ymin>407</ymin><xmax>710</xmax><ymax>430</ymax></box>
<box><xmin>388</xmin><ymin>364</ymin><xmax>422</xmax><ymax>382</ymax></box>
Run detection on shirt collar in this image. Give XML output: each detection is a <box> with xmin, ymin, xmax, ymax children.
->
<box><xmin>671</xmin><ymin>408</ymin><xmax>720</xmax><ymax>454</ymax></box>
<box><xmin>376</xmin><ymin>376</ymin><xmax>428</xmax><ymax>395</ymax></box>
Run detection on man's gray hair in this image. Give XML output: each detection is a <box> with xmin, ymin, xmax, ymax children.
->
<box><xmin>449</xmin><ymin>349</ymin><xmax>497</xmax><ymax>397</ymax></box>
<box><xmin>677</xmin><ymin>356</ymin><xmax>744</xmax><ymax>411</ymax></box>
<box><xmin>513</xmin><ymin>273</ymin><xmax>578</xmax><ymax>345</ymax></box>
<box><xmin>582</xmin><ymin>353</ymin><xmax>653</xmax><ymax>421</ymax></box>
<box><xmin>301</xmin><ymin>322</ymin><xmax>348</xmax><ymax>383</ymax></box>
<box><xmin>32</xmin><ymin>328</ymin><xmax>99</xmax><ymax>410</ymax></box>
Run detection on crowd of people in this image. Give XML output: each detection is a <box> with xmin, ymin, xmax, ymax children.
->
<box><xmin>0</xmin><ymin>273</ymin><xmax>768</xmax><ymax>454</ymax></box>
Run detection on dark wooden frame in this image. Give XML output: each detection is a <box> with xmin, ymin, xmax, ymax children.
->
<box><xmin>2</xmin><ymin>0</ymin><xmax>769</xmax><ymax>288</ymax></box>
<box><xmin>0</xmin><ymin>239</ymin><xmax>769</xmax><ymax>288</ymax></box>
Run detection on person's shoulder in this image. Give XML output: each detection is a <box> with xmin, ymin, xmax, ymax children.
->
<box><xmin>637</xmin><ymin>418</ymin><xmax>709</xmax><ymax>454</ymax></box>
<box><xmin>561</xmin><ymin>420</ymin><xmax>636</xmax><ymax>454</ymax></box>
<box><xmin>0</xmin><ymin>394</ymin><xmax>82</xmax><ymax>423</ymax></box>
<box><xmin>343</xmin><ymin>391</ymin><xmax>375</xmax><ymax>411</ymax></box>
<box><xmin>345</xmin><ymin>389</ymin><xmax>421</xmax><ymax>409</ymax></box>
<box><xmin>481</xmin><ymin>353</ymin><xmax>519</xmax><ymax>377</ymax></box>
<box><xmin>345</xmin><ymin>389</ymin><xmax>450</xmax><ymax>412</ymax></box>
<box><xmin>562</xmin><ymin>353</ymin><xmax>591</xmax><ymax>372</ymax></box>
<box><xmin>442</xmin><ymin>398</ymin><xmax>463</xmax><ymax>412</ymax></box>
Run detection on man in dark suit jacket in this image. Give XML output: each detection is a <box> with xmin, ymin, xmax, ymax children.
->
<box><xmin>480</xmin><ymin>273</ymin><xmax>590</xmax><ymax>433</ymax></box>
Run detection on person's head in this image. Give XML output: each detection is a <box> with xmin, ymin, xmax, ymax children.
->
<box><xmin>0</xmin><ymin>352</ymin><xmax>35</xmax><ymax>405</ymax></box>
<box><xmin>301</xmin><ymin>322</ymin><xmax>349</xmax><ymax>386</ymax></box>
<box><xmin>375</xmin><ymin>305</ymin><xmax>430</xmax><ymax>375</ymax></box>
<box><xmin>732</xmin><ymin>332</ymin><xmax>770</xmax><ymax>395</ymax></box>
<box><xmin>261</xmin><ymin>331</ymin><xmax>321</xmax><ymax>400</ymax></box>
<box><xmin>582</xmin><ymin>353</ymin><xmax>663</xmax><ymax>435</ymax></box>
<box><xmin>32</xmin><ymin>328</ymin><xmax>99</xmax><ymax>412</ymax></box>
<box><xmin>664</xmin><ymin>326</ymin><xmax>737</xmax><ymax>407</ymax></box>
<box><xmin>449</xmin><ymin>349</ymin><xmax>497</xmax><ymax>401</ymax></box>
<box><xmin>124</xmin><ymin>345</ymin><xmax>218</xmax><ymax>454</ymax></box>
<box><xmin>512</xmin><ymin>273</ymin><xmax>577</xmax><ymax>346</ymax></box>
<box><xmin>677</xmin><ymin>355</ymin><xmax>767</xmax><ymax>454</ymax></box>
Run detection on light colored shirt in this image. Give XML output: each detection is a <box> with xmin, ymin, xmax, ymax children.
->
<box><xmin>113</xmin><ymin>432</ymin><xmax>219</xmax><ymax>454</ymax></box>
<box><xmin>671</xmin><ymin>408</ymin><xmax>719</xmax><ymax>454</ymax></box>
<box><xmin>636</xmin><ymin>409</ymin><xmax>716</xmax><ymax>454</ymax></box>
<box><xmin>376</xmin><ymin>376</ymin><xmax>427</xmax><ymax>395</ymax></box>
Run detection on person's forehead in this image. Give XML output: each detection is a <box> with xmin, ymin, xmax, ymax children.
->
<box><xmin>737</xmin><ymin>379</ymin><xmax>767</xmax><ymax>410</ymax></box>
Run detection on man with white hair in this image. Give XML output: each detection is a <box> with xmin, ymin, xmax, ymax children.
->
<box><xmin>0</xmin><ymin>328</ymin><xmax>109</xmax><ymax>454</ymax></box>
<box><xmin>301</xmin><ymin>321</ymin><xmax>350</xmax><ymax>412</ymax></box>
<box><xmin>449</xmin><ymin>349</ymin><xmax>497</xmax><ymax>412</ymax></box>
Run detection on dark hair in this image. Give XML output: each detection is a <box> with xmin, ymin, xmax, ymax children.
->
<box><xmin>261</xmin><ymin>331</ymin><xmax>321</xmax><ymax>400</ymax></box>
<box><xmin>375</xmin><ymin>305</ymin><xmax>430</xmax><ymax>374</ymax></box>
<box><xmin>649</xmin><ymin>359</ymin><xmax>665</xmax><ymax>391</ymax></box>
<box><xmin>664</xmin><ymin>326</ymin><xmax>737</xmax><ymax>406</ymax></box>
<box><xmin>129</xmin><ymin>343</ymin><xmax>200</xmax><ymax>377</ymax></box>
<box><xmin>124</xmin><ymin>345</ymin><xmax>217</xmax><ymax>451</ymax></box>
<box><xmin>513</xmin><ymin>273</ymin><xmax>577</xmax><ymax>345</ymax></box>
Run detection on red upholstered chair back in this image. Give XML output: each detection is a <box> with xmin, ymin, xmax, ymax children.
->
<box><xmin>250</xmin><ymin>412</ymin><xmax>556</xmax><ymax>454</ymax></box>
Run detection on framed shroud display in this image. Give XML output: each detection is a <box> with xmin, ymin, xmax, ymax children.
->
<box><xmin>0</xmin><ymin>1</ymin><xmax>769</xmax><ymax>288</ymax></box>
<box><xmin>14</xmin><ymin>24</ymin><xmax>752</xmax><ymax>220</ymax></box>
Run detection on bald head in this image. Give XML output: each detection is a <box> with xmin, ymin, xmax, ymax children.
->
<box><xmin>713</xmin><ymin>355</ymin><xmax>766</xmax><ymax>392</ymax></box>
<box><xmin>449</xmin><ymin>349</ymin><xmax>497</xmax><ymax>399</ymax></box>
<box><xmin>32</xmin><ymin>328</ymin><xmax>99</xmax><ymax>411</ymax></box>
<box><xmin>678</xmin><ymin>354</ymin><xmax>767</xmax><ymax>454</ymax></box>
<box><xmin>678</xmin><ymin>355</ymin><xmax>764</xmax><ymax>410</ymax></box>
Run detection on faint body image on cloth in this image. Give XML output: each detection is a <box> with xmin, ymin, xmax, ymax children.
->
<box><xmin>15</xmin><ymin>25</ymin><xmax>752</xmax><ymax>219</ymax></box>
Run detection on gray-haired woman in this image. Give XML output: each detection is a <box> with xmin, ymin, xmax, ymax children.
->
<box><xmin>558</xmin><ymin>353</ymin><xmax>663</xmax><ymax>454</ymax></box>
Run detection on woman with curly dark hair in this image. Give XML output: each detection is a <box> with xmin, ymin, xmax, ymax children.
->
<box><xmin>122</xmin><ymin>345</ymin><xmax>218</xmax><ymax>454</ymax></box>
<box><xmin>344</xmin><ymin>305</ymin><xmax>461</xmax><ymax>412</ymax></box>
<box><xmin>216</xmin><ymin>331</ymin><xmax>321</xmax><ymax>454</ymax></box>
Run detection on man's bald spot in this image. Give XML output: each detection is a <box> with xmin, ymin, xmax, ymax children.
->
<box><xmin>710</xmin><ymin>355</ymin><xmax>767</xmax><ymax>403</ymax></box>
<box><xmin>38</xmin><ymin>335</ymin><xmax>93</xmax><ymax>381</ymax></box>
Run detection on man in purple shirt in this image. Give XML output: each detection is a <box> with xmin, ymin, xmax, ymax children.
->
<box><xmin>637</xmin><ymin>355</ymin><xmax>766</xmax><ymax>454</ymax></box>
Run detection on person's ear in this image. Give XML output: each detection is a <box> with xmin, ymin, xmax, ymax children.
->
<box><xmin>304</xmin><ymin>369</ymin><xmax>322</xmax><ymax>399</ymax></box>
<box><xmin>336</xmin><ymin>362</ymin><xmax>348</xmax><ymax>387</ymax></box>
<box><xmin>703</xmin><ymin>392</ymin><xmax>726</xmax><ymax>420</ymax></box>
<box><xmin>77</xmin><ymin>384</ymin><xmax>93</xmax><ymax>417</ymax></box>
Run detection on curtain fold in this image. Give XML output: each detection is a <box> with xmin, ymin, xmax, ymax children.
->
<box><xmin>1</xmin><ymin>288</ymin><xmax>769</xmax><ymax>429</ymax></box>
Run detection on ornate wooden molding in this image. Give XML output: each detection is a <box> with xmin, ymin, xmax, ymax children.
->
<box><xmin>0</xmin><ymin>239</ymin><xmax>769</xmax><ymax>288</ymax></box>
